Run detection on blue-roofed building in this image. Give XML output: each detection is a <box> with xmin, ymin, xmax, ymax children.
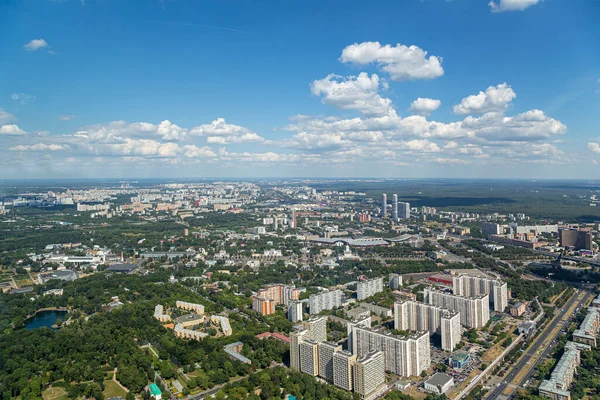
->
<box><xmin>149</xmin><ymin>383</ymin><xmax>161</xmax><ymax>400</ymax></box>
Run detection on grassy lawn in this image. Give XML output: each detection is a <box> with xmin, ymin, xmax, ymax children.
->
<box><xmin>42</xmin><ymin>387</ymin><xmax>68</xmax><ymax>400</ymax></box>
<box><xmin>14</xmin><ymin>278</ymin><xmax>34</xmax><ymax>287</ymax></box>
<box><xmin>102</xmin><ymin>380</ymin><xmax>128</xmax><ymax>398</ymax></box>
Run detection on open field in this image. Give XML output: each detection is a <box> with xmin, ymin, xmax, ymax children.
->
<box><xmin>42</xmin><ymin>387</ymin><xmax>68</xmax><ymax>400</ymax></box>
<box><xmin>103</xmin><ymin>380</ymin><xmax>128</xmax><ymax>398</ymax></box>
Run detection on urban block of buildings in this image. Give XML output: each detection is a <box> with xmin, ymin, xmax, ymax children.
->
<box><xmin>424</xmin><ymin>287</ymin><xmax>490</xmax><ymax>329</ymax></box>
<box><xmin>153</xmin><ymin>300</ymin><xmax>231</xmax><ymax>340</ymax></box>
<box><xmin>452</xmin><ymin>273</ymin><xmax>508</xmax><ymax>312</ymax></box>
<box><xmin>290</xmin><ymin>316</ymin><xmax>394</xmax><ymax>400</ymax></box>
<box><xmin>251</xmin><ymin>283</ymin><xmax>301</xmax><ymax>316</ymax></box>
<box><xmin>394</xmin><ymin>300</ymin><xmax>461</xmax><ymax>351</ymax></box>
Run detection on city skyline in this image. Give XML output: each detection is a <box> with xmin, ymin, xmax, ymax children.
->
<box><xmin>1</xmin><ymin>0</ymin><xmax>600</xmax><ymax>179</ymax></box>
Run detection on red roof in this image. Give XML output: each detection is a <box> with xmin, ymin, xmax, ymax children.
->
<box><xmin>255</xmin><ymin>332</ymin><xmax>290</xmax><ymax>343</ymax></box>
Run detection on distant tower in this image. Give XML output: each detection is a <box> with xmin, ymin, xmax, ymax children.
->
<box><xmin>382</xmin><ymin>194</ymin><xmax>387</xmax><ymax>218</ymax></box>
<box><xmin>291</xmin><ymin>209</ymin><xmax>297</xmax><ymax>229</ymax></box>
<box><xmin>392</xmin><ymin>194</ymin><xmax>398</xmax><ymax>220</ymax></box>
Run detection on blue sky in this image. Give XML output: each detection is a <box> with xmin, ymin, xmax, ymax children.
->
<box><xmin>1</xmin><ymin>0</ymin><xmax>599</xmax><ymax>179</ymax></box>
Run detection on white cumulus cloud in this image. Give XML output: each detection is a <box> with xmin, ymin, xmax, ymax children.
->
<box><xmin>409</xmin><ymin>98</ymin><xmax>441</xmax><ymax>116</ymax></box>
<box><xmin>24</xmin><ymin>39</ymin><xmax>49</xmax><ymax>51</ymax></box>
<box><xmin>310</xmin><ymin>73</ymin><xmax>393</xmax><ymax>117</ymax></box>
<box><xmin>588</xmin><ymin>143</ymin><xmax>600</xmax><ymax>154</ymax></box>
<box><xmin>190</xmin><ymin>118</ymin><xmax>264</xmax><ymax>144</ymax></box>
<box><xmin>489</xmin><ymin>0</ymin><xmax>542</xmax><ymax>13</ymax></box>
<box><xmin>0</xmin><ymin>124</ymin><xmax>26</xmax><ymax>136</ymax></box>
<box><xmin>157</xmin><ymin>120</ymin><xmax>187</xmax><ymax>141</ymax></box>
<box><xmin>340</xmin><ymin>41</ymin><xmax>444</xmax><ymax>81</ymax></box>
<box><xmin>453</xmin><ymin>83</ymin><xmax>516</xmax><ymax>115</ymax></box>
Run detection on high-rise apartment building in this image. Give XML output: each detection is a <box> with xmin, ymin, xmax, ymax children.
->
<box><xmin>424</xmin><ymin>288</ymin><xmax>490</xmax><ymax>329</ymax></box>
<box><xmin>288</xmin><ymin>301</ymin><xmax>303</xmax><ymax>323</ymax></box>
<box><xmin>353</xmin><ymin>351</ymin><xmax>387</xmax><ymax>400</ymax></box>
<box><xmin>392</xmin><ymin>194</ymin><xmax>398</xmax><ymax>220</ymax></box>
<box><xmin>394</xmin><ymin>300</ymin><xmax>461</xmax><ymax>351</ymax></box>
<box><xmin>389</xmin><ymin>273</ymin><xmax>403</xmax><ymax>290</ymax></box>
<box><xmin>302</xmin><ymin>316</ymin><xmax>327</xmax><ymax>343</ymax></box>
<box><xmin>347</xmin><ymin>316</ymin><xmax>372</xmax><ymax>353</ymax></box>
<box><xmin>251</xmin><ymin>296</ymin><xmax>275</xmax><ymax>316</ymax></box>
<box><xmin>441</xmin><ymin>312</ymin><xmax>462</xmax><ymax>352</ymax></box>
<box><xmin>382</xmin><ymin>194</ymin><xmax>387</xmax><ymax>218</ymax></box>
<box><xmin>252</xmin><ymin>283</ymin><xmax>300</xmax><ymax>315</ymax></box>
<box><xmin>452</xmin><ymin>274</ymin><xmax>508</xmax><ymax>312</ymax></box>
<box><xmin>559</xmin><ymin>228</ymin><xmax>593</xmax><ymax>251</ymax></box>
<box><xmin>351</xmin><ymin>325</ymin><xmax>430</xmax><ymax>377</ymax></box>
<box><xmin>290</xmin><ymin>329</ymin><xmax>309</xmax><ymax>371</ymax></box>
<box><xmin>318</xmin><ymin>342</ymin><xmax>342</xmax><ymax>383</ymax></box>
<box><xmin>333</xmin><ymin>350</ymin><xmax>356</xmax><ymax>391</ymax></box>
<box><xmin>309</xmin><ymin>289</ymin><xmax>343</xmax><ymax>314</ymax></box>
<box><xmin>398</xmin><ymin>202</ymin><xmax>410</xmax><ymax>219</ymax></box>
<box><xmin>357</xmin><ymin>277</ymin><xmax>384</xmax><ymax>301</ymax></box>
<box><xmin>481</xmin><ymin>223</ymin><xmax>502</xmax><ymax>237</ymax></box>
<box><xmin>300</xmin><ymin>340</ymin><xmax>319</xmax><ymax>376</ymax></box>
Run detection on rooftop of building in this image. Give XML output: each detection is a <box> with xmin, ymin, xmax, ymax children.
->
<box><xmin>425</xmin><ymin>373</ymin><xmax>453</xmax><ymax>387</ymax></box>
<box><xmin>106</xmin><ymin>263</ymin><xmax>138</xmax><ymax>272</ymax></box>
<box><xmin>176</xmin><ymin>314</ymin><xmax>204</xmax><ymax>324</ymax></box>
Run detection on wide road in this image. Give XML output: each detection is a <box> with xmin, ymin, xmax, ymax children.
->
<box><xmin>485</xmin><ymin>289</ymin><xmax>590</xmax><ymax>400</ymax></box>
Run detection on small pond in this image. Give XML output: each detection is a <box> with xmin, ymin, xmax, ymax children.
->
<box><xmin>25</xmin><ymin>310</ymin><xmax>68</xmax><ymax>330</ymax></box>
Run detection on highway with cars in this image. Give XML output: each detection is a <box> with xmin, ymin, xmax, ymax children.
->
<box><xmin>485</xmin><ymin>289</ymin><xmax>591</xmax><ymax>400</ymax></box>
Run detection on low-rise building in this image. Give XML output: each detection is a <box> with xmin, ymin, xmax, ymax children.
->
<box><xmin>510</xmin><ymin>302</ymin><xmax>527</xmax><ymax>317</ymax></box>
<box><xmin>573</xmin><ymin>307</ymin><xmax>600</xmax><ymax>347</ymax></box>
<box><xmin>539</xmin><ymin>341</ymin><xmax>590</xmax><ymax>400</ymax></box>
<box><xmin>424</xmin><ymin>373</ymin><xmax>454</xmax><ymax>395</ymax></box>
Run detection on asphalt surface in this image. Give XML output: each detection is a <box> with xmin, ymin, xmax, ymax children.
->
<box><xmin>485</xmin><ymin>290</ymin><xmax>590</xmax><ymax>399</ymax></box>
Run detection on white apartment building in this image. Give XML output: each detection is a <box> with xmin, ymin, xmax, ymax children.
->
<box><xmin>318</xmin><ymin>342</ymin><xmax>342</xmax><ymax>383</ymax></box>
<box><xmin>302</xmin><ymin>316</ymin><xmax>327</xmax><ymax>343</ymax></box>
<box><xmin>353</xmin><ymin>351</ymin><xmax>387</xmax><ymax>400</ymax></box>
<box><xmin>441</xmin><ymin>313</ymin><xmax>462</xmax><ymax>352</ymax></box>
<box><xmin>394</xmin><ymin>300</ymin><xmax>461</xmax><ymax>351</ymax></box>
<box><xmin>452</xmin><ymin>274</ymin><xmax>508</xmax><ymax>312</ymax></box>
<box><xmin>352</xmin><ymin>326</ymin><xmax>430</xmax><ymax>377</ymax></box>
<box><xmin>357</xmin><ymin>277</ymin><xmax>384</xmax><ymax>301</ymax></box>
<box><xmin>288</xmin><ymin>301</ymin><xmax>304</xmax><ymax>323</ymax></box>
<box><xmin>290</xmin><ymin>330</ymin><xmax>309</xmax><ymax>371</ymax></box>
<box><xmin>333</xmin><ymin>350</ymin><xmax>356</xmax><ymax>391</ymax></box>
<box><xmin>424</xmin><ymin>288</ymin><xmax>490</xmax><ymax>329</ymax></box>
<box><xmin>389</xmin><ymin>273</ymin><xmax>403</xmax><ymax>290</ymax></box>
<box><xmin>309</xmin><ymin>289</ymin><xmax>343</xmax><ymax>314</ymax></box>
<box><xmin>299</xmin><ymin>340</ymin><xmax>319</xmax><ymax>376</ymax></box>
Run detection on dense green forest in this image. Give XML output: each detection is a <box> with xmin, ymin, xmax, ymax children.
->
<box><xmin>0</xmin><ymin>272</ymin><xmax>291</xmax><ymax>399</ymax></box>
